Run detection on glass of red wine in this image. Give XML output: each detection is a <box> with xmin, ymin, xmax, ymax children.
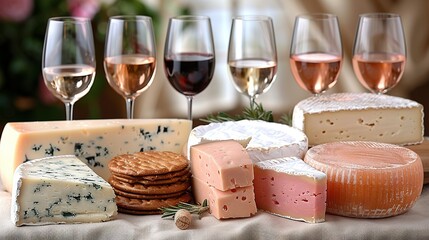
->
<box><xmin>352</xmin><ymin>13</ymin><xmax>406</xmax><ymax>94</ymax></box>
<box><xmin>164</xmin><ymin>15</ymin><xmax>215</xmax><ymax>120</ymax></box>
<box><xmin>104</xmin><ymin>15</ymin><xmax>157</xmax><ymax>119</ymax></box>
<box><xmin>290</xmin><ymin>13</ymin><xmax>343</xmax><ymax>96</ymax></box>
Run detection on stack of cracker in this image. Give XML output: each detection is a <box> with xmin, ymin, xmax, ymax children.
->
<box><xmin>108</xmin><ymin>151</ymin><xmax>192</xmax><ymax>215</ymax></box>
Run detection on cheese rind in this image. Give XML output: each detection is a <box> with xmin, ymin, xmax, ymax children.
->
<box><xmin>0</xmin><ymin>119</ymin><xmax>192</xmax><ymax>192</ymax></box>
<box><xmin>190</xmin><ymin>140</ymin><xmax>253</xmax><ymax>191</ymax></box>
<box><xmin>304</xmin><ymin>141</ymin><xmax>424</xmax><ymax>218</ymax></box>
<box><xmin>11</xmin><ymin>155</ymin><xmax>118</xmax><ymax>226</ymax></box>
<box><xmin>192</xmin><ymin>177</ymin><xmax>257</xmax><ymax>219</ymax></box>
<box><xmin>188</xmin><ymin>120</ymin><xmax>308</xmax><ymax>163</ymax></box>
<box><xmin>253</xmin><ymin>157</ymin><xmax>327</xmax><ymax>223</ymax></box>
<box><xmin>292</xmin><ymin>93</ymin><xmax>424</xmax><ymax>146</ymax></box>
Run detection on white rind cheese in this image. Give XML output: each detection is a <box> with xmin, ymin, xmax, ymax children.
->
<box><xmin>187</xmin><ymin>120</ymin><xmax>308</xmax><ymax>163</ymax></box>
<box><xmin>11</xmin><ymin>155</ymin><xmax>117</xmax><ymax>226</ymax></box>
<box><xmin>292</xmin><ymin>93</ymin><xmax>424</xmax><ymax>146</ymax></box>
<box><xmin>255</xmin><ymin>157</ymin><xmax>326</xmax><ymax>180</ymax></box>
<box><xmin>0</xmin><ymin>119</ymin><xmax>192</xmax><ymax>192</ymax></box>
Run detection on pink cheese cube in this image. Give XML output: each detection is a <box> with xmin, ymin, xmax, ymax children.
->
<box><xmin>253</xmin><ymin>157</ymin><xmax>327</xmax><ymax>223</ymax></box>
<box><xmin>190</xmin><ymin>140</ymin><xmax>253</xmax><ymax>191</ymax></box>
<box><xmin>192</xmin><ymin>177</ymin><xmax>257</xmax><ymax>219</ymax></box>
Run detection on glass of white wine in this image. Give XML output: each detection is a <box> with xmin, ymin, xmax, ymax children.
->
<box><xmin>227</xmin><ymin>16</ymin><xmax>278</xmax><ymax>108</ymax></box>
<box><xmin>42</xmin><ymin>17</ymin><xmax>96</xmax><ymax>121</ymax></box>
<box><xmin>352</xmin><ymin>13</ymin><xmax>406</xmax><ymax>94</ymax></box>
<box><xmin>290</xmin><ymin>13</ymin><xmax>342</xmax><ymax>96</ymax></box>
<box><xmin>104</xmin><ymin>15</ymin><xmax>157</xmax><ymax>119</ymax></box>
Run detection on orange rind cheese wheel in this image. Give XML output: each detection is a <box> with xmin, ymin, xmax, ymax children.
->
<box><xmin>304</xmin><ymin>141</ymin><xmax>424</xmax><ymax>218</ymax></box>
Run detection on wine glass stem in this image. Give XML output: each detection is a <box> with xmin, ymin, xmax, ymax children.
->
<box><xmin>186</xmin><ymin>96</ymin><xmax>193</xmax><ymax>120</ymax></box>
<box><xmin>126</xmin><ymin>98</ymin><xmax>135</xmax><ymax>119</ymax></box>
<box><xmin>249</xmin><ymin>96</ymin><xmax>256</xmax><ymax>109</ymax></box>
<box><xmin>65</xmin><ymin>102</ymin><xmax>73</xmax><ymax>121</ymax></box>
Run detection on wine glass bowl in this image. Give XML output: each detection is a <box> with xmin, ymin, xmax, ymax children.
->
<box><xmin>227</xmin><ymin>16</ymin><xmax>278</xmax><ymax>107</ymax></box>
<box><xmin>164</xmin><ymin>15</ymin><xmax>215</xmax><ymax>120</ymax></box>
<box><xmin>42</xmin><ymin>17</ymin><xmax>96</xmax><ymax>120</ymax></box>
<box><xmin>104</xmin><ymin>15</ymin><xmax>156</xmax><ymax>119</ymax></box>
<box><xmin>352</xmin><ymin>13</ymin><xmax>406</xmax><ymax>94</ymax></box>
<box><xmin>164</xmin><ymin>53</ymin><xmax>214</xmax><ymax>96</ymax></box>
<box><xmin>289</xmin><ymin>13</ymin><xmax>342</xmax><ymax>95</ymax></box>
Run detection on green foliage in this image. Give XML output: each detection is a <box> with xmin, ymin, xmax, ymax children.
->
<box><xmin>0</xmin><ymin>0</ymin><xmax>162</xmax><ymax>127</ymax></box>
<box><xmin>201</xmin><ymin>102</ymin><xmax>293</xmax><ymax>126</ymax></box>
<box><xmin>160</xmin><ymin>199</ymin><xmax>209</xmax><ymax>219</ymax></box>
<box><xmin>201</xmin><ymin>102</ymin><xmax>275</xmax><ymax>123</ymax></box>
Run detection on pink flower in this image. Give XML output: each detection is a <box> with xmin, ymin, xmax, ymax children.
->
<box><xmin>0</xmin><ymin>0</ymin><xmax>33</xmax><ymax>22</ymax></box>
<box><xmin>68</xmin><ymin>0</ymin><xmax>100</xmax><ymax>19</ymax></box>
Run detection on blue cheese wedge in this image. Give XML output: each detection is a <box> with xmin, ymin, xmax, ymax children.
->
<box><xmin>292</xmin><ymin>93</ymin><xmax>424</xmax><ymax>146</ymax></box>
<box><xmin>11</xmin><ymin>155</ymin><xmax>117</xmax><ymax>226</ymax></box>
<box><xmin>187</xmin><ymin>120</ymin><xmax>308</xmax><ymax>163</ymax></box>
<box><xmin>0</xmin><ymin>118</ymin><xmax>192</xmax><ymax>192</ymax></box>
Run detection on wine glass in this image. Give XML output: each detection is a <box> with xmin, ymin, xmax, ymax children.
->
<box><xmin>164</xmin><ymin>15</ymin><xmax>215</xmax><ymax>120</ymax></box>
<box><xmin>104</xmin><ymin>15</ymin><xmax>157</xmax><ymax>119</ymax></box>
<box><xmin>227</xmin><ymin>16</ymin><xmax>278</xmax><ymax>108</ymax></box>
<box><xmin>352</xmin><ymin>13</ymin><xmax>406</xmax><ymax>94</ymax></box>
<box><xmin>42</xmin><ymin>17</ymin><xmax>96</xmax><ymax>120</ymax></box>
<box><xmin>290</xmin><ymin>13</ymin><xmax>342</xmax><ymax>95</ymax></box>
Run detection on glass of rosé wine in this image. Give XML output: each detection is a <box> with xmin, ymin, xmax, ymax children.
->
<box><xmin>104</xmin><ymin>16</ymin><xmax>157</xmax><ymax>119</ymax></box>
<box><xmin>290</xmin><ymin>13</ymin><xmax>343</xmax><ymax>96</ymax></box>
<box><xmin>352</xmin><ymin>13</ymin><xmax>406</xmax><ymax>94</ymax></box>
<box><xmin>164</xmin><ymin>16</ymin><xmax>215</xmax><ymax>120</ymax></box>
<box><xmin>227</xmin><ymin>16</ymin><xmax>278</xmax><ymax>108</ymax></box>
<box><xmin>42</xmin><ymin>17</ymin><xmax>96</xmax><ymax>121</ymax></box>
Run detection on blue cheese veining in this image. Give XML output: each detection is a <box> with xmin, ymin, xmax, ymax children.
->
<box><xmin>11</xmin><ymin>155</ymin><xmax>118</xmax><ymax>226</ymax></box>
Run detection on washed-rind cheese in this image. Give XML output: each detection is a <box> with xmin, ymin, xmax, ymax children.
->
<box><xmin>292</xmin><ymin>93</ymin><xmax>424</xmax><ymax>146</ymax></box>
<box><xmin>253</xmin><ymin>157</ymin><xmax>326</xmax><ymax>223</ymax></box>
<box><xmin>12</xmin><ymin>155</ymin><xmax>117</xmax><ymax>226</ymax></box>
<box><xmin>188</xmin><ymin>120</ymin><xmax>308</xmax><ymax>163</ymax></box>
<box><xmin>0</xmin><ymin>119</ymin><xmax>191</xmax><ymax>192</ymax></box>
<box><xmin>304</xmin><ymin>141</ymin><xmax>424</xmax><ymax>218</ymax></box>
<box><xmin>192</xmin><ymin>177</ymin><xmax>257</xmax><ymax>219</ymax></box>
<box><xmin>190</xmin><ymin>140</ymin><xmax>253</xmax><ymax>191</ymax></box>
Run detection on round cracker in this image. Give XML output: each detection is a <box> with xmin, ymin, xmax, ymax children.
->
<box><xmin>109</xmin><ymin>177</ymin><xmax>191</xmax><ymax>195</ymax></box>
<box><xmin>115</xmin><ymin>193</ymin><xmax>192</xmax><ymax>211</ymax></box>
<box><xmin>118</xmin><ymin>207</ymin><xmax>161</xmax><ymax>215</ymax></box>
<box><xmin>108</xmin><ymin>151</ymin><xmax>189</xmax><ymax>177</ymax></box>
<box><xmin>113</xmin><ymin>188</ymin><xmax>187</xmax><ymax>200</ymax></box>
<box><xmin>111</xmin><ymin>166</ymin><xmax>191</xmax><ymax>182</ymax></box>
<box><xmin>112</xmin><ymin>171</ymin><xmax>191</xmax><ymax>185</ymax></box>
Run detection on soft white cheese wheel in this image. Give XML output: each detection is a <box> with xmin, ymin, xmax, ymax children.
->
<box><xmin>188</xmin><ymin>120</ymin><xmax>308</xmax><ymax>163</ymax></box>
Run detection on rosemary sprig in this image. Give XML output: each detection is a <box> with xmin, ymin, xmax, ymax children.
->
<box><xmin>159</xmin><ymin>199</ymin><xmax>209</xmax><ymax>219</ymax></box>
<box><xmin>278</xmin><ymin>112</ymin><xmax>293</xmax><ymax>126</ymax></box>
<box><xmin>200</xmin><ymin>102</ymin><xmax>274</xmax><ymax>123</ymax></box>
<box><xmin>242</xmin><ymin>103</ymin><xmax>274</xmax><ymax>121</ymax></box>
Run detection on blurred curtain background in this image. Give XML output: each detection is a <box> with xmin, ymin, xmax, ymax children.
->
<box><xmin>1</xmin><ymin>0</ymin><xmax>429</xmax><ymax>129</ymax></box>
